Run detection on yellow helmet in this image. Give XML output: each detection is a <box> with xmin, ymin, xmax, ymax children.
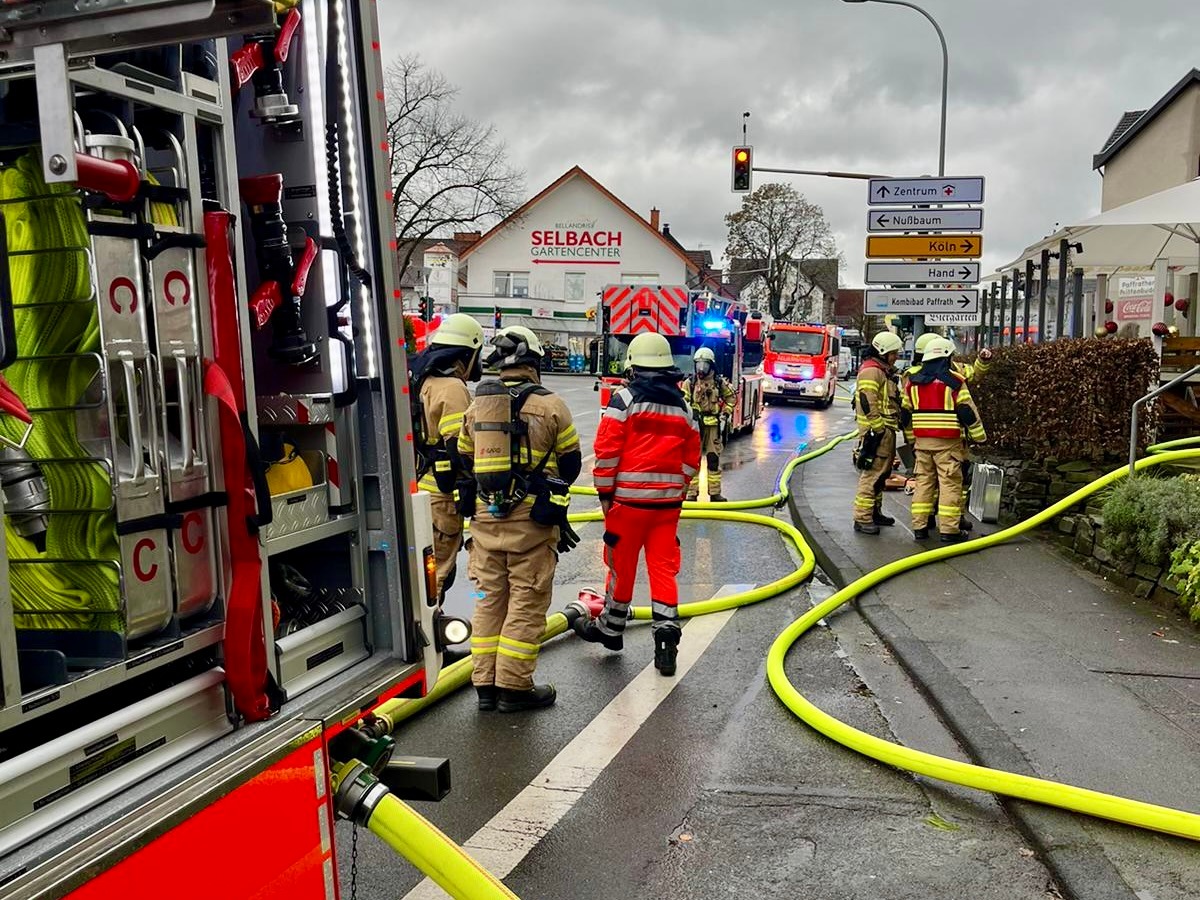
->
<box><xmin>694</xmin><ymin>347</ymin><xmax>716</xmax><ymax>363</ymax></box>
<box><xmin>914</xmin><ymin>332</ymin><xmax>939</xmax><ymax>355</ymax></box>
<box><xmin>627</xmin><ymin>332</ymin><xmax>674</xmax><ymax>369</ymax></box>
<box><xmin>922</xmin><ymin>337</ymin><xmax>956</xmax><ymax>361</ymax></box>
<box><xmin>429</xmin><ymin>313</ymin><xmax>484</xmax><ymax>350</ymax></box>
<box><xmin>871</xmin><ymin>331</ymin><xmax>904</xmax><ymax>355</ymax></box>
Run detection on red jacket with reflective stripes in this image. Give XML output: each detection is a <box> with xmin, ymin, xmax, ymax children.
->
<box><xmin>593</xmin><ymin>375</ymin><xmax>701</xmax><ymax>508</ymax></box>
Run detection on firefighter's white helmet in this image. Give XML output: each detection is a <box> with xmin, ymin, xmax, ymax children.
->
<box><xmin>693</xmin><ymin>347</ymin><xmax>716</xmax><ymax>363</ymax></box>
<box><xmin>871</xmin><ymin>331</ymin><xmax>904</xmax><ymax>356</ymax></box>
<box><xmin>922</xmin><ymin>337</ymin><xmax>956</xmax><ymax>361</ymax></box>
<box><xmin>429</xmin><ymin>313</ymin><xmax>484</xmax><ymax>350</ymax></box>
<box><xmin>627</xmin><ymin>332</ymin><xmax>674</xmax><ymax>369</ymax></box>
<box><xmin>914</xmin><ymin>332</ymin><xmax>939</xmax><ymax>356</ymax></box>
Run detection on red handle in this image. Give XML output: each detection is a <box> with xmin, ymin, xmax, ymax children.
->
<box><xmin>74</xmin><ymin>152</ymin><xmax>140</xmax><ymax>203</ymax></box>
<box><xmin>239</xmin><ymin>173</ymin><xmax>283</xmax><ymax>207</ymax></box>
<box><xmin>0</xmin><ymin>374</ymin><xmax>31</xmax><ymax>424</ymax></box>
<box><xmin>290</xmin><ymin>236</ymin><xmax>318</xmax><ymax>299</ymax></box>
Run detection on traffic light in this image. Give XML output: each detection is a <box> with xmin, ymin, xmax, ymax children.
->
<box><xmin>731</xmin><ymin>146</ymin><xmax>752</xmax><ymax>193</ymax></box>
<box><xmin>419</xmin><ymin>296</ymin><xmax>432</xmax><ymax>322</ymax></box>
<box><xmin>493</xmin><ymin>307</ymin><xmax>502</xmax><ymax>329</ymax></box>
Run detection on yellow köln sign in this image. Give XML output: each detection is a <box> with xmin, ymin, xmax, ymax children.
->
<box><xmin>865</xmin><ymin>234</ymin><xmax>983</xmax><ymax>259</ymax></box>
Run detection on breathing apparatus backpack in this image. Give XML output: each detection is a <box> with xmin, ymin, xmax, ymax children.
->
<box><xmin>470</xmin><ymin>378</ymin><xmax>557</xmax><ymax>519</ymax></box>
<box><xmin>409</xmin><ymin>374</ymin><xmax>460</xmax><ymax>494</ymax></box>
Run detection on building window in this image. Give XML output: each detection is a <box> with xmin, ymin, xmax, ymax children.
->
<box><xmin>620</xmin><ymin>273</ymin><xmax>659</xmax><ymax>286</ymax></box>
<box><xmin>493</xmin><ymin>271</ymin><xmax>529</xmax><ymax>298</ymax></box>
<box><xmin>564</xmin><ymin>272</ymin><xmax>586</xmax><ymax>303</ymax></box>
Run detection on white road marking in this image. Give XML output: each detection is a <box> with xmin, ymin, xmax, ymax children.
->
<box><xmin>398</xmin><ymin>585</ymin><xmax>749</xmax><ymax>900</ymax></box>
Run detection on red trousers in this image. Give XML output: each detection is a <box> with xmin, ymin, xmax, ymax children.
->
<box><xmin>599</xmin><ymin>502</ymin><xmax>681</xmax><ymax>632</ymax></box>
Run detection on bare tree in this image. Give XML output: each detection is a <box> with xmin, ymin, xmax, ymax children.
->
<box><xmin>385</xmin><ymin>56</ymin><xmax>525</xmax><ymax>282</ymax></box>
<box><xmin>724</xmin><ymin>183</ymin><xmax>838</xmax><ymax>320</ymax></box>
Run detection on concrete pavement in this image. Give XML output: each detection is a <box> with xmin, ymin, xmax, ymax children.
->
<box><xmin>788</xmin><ymin>439</ymin><xmax>1200</xmax><ymax>900</ymax></box>
<box><xmin>338</xmin><ymin>382</ymin><xmax>1059</xmax><ymax>899</ymax></box>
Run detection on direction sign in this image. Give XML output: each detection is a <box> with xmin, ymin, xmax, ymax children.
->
<box><xmin>868</xmin><ymin>177</ymin><xmax>985</xmax><ymax>206</ymax></box>
<box><xmin>868</xmin><ymin>208</ymin><xmax>983</xmax><ymax>233</ymax></box>
<box><xmin>864</xmin><ymin>289</ymin><xmax>979</xmax><ymax>315</ymax></box>
<box><xmin>864</xmin><ymin>261</ymin><xmax>980</xmax><ymax>285</ymax></box>
<box><xmin>865</xmin><ymin>234</ymin><xmax>983</xmax><ymax>259</ymax></box>
<box><xmin>923</xmin><ymin>312</ymin><xmax>981</xmax><ymax>326</ymax></box>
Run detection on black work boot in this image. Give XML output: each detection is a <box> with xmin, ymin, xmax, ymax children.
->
<box><xmin>939</xmin><ymin>530</ymin><xmax>969</xmax><ymax>544</ymax></box>
<box><xmin>926</xmin><ymin>514</ymin><xmax>938</xmax><ymax>531</ymax></box>
<box><xmin>912</xmin><ymin>527</ymin><xmax>930</xmax><ymax>540</ymax></box>
<box><xmin>853</xmin><ymin>521</ymin><xmax>880</xmax><ymax>535</ymax></box>
<box><xmin>653</xmin><ymin>625</ymin><xmax>682</xmax><ymax>677</ymax></box>
<box><xmin>872</xmin><ymin>508</ymin><xmax>895</xmax><ymax>527</ymax></box>
<box><xmin>710</xmin><ymin>494</ymin><xmax>728</xmax><ymax>503</ymax></box>
<box><xmin>475</xmin><ymin>685</ymin><xmax>498</xmax><ymax>711</ymax></box>
<box><xmin>498</xmin><ymin>684</ymin><xmax>557</xmax><ymax>713</ymax></box>
<box><xmin>572</xmin><ymin>615</ymin><xmax>624</xmax><ymax>652</ymax></box>
<box><xmin>958</xmin><ymin>517</ymin><xmax>974</xmax><ymax>532</ymax></box>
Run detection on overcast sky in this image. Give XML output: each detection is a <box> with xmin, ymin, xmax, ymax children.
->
<box><xmin>378</xmin><ymin>1</ymin><xmax>1198</xmax><ymax>284</ymax></box>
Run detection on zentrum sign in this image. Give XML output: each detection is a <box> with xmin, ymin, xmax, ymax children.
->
<box><xmin>531</xmin><ymin>218</ymin><xmax>622</xmax><ymax>264</ymax></box>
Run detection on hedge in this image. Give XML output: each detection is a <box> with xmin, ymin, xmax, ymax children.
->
<box><xmin>968</xmin><ymin>338</ymin><xmax>1159</xmax><ymax>461</ymax></box>
<box><xmin>1100</xmin><ymin>474</ymin><xmax>1200</xmax><ymax>567</ymax></box>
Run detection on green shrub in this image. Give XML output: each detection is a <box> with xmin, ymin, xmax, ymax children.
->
<box><xmin>970</xmin><ymin>338</ymin><xmax>1159</xmax><ymax>461</ymax></box>
<box><xmin>1101</xmin><ymin>474</ymin><xmax>1200</xmax><ymax>567</ymax></box>
<box><xmin>1168</xmin><ymin>541</ymin><xmax>1200</xmax><ymax>623</ymax></box>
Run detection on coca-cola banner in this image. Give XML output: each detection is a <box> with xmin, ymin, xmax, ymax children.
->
<box><xmin>1115</xmin><ymin>275</ymin><xmax>1154</xmax><ymax>321</ymax></box>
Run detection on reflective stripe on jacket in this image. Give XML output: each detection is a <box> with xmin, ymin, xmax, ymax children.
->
<box><xmin>904</xmin><ymin>380</ymin><xmax>987</xmax><ymax>443</ymax></box>
<box><xmin>594</xmin><ymin>378</ymin><xmax>701</xmax><ymax>508</ymax></box>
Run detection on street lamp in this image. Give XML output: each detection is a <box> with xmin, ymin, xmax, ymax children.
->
<box><xmin>841</xmin><ymin>0</ymin><xmax>949</xmax><ymax>177</ymax></box>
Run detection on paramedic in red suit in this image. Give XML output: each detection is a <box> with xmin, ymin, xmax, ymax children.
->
<box><xmin>573</xmin><ymin>332</ymin><xmax>701</xmax><ymax>676</ymax></box>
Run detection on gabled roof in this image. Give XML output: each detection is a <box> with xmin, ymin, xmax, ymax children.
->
<box><xmin>457</xmin><ymin>165</ymin><xmax>700</xmax><ymax>275</ymax></box>
<box><xmin>1093</xmin><ymin>69</ymin><xmax>1200</xmax><ymax>169</ymax></box>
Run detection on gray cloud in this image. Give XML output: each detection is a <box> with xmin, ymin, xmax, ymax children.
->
<box><xmin>378</xmin><ymin>0</ymin><xmax>1200</xmax><ymax>283</ymax></box>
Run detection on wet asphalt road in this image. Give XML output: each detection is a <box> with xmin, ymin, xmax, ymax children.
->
<box><xmin>336</xmin><ymin>375</ymin><xmax>1057</xmax><ymax>899</ymax></box>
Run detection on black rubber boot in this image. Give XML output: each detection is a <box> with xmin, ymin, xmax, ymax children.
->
<box><xmin>872</xmin><ymin>509</ymin><xmax>895</xmax><ymax>526</ymax></box>
<box><xmin>653</xmin><ymin>625</ymin><xmax>681</xmax><ymax>677</ymax></box>
<box><xmin>572</xmin><ymin>616</ymin><xmax>623</xmax><ymax>652</ymax></box>
<box><xmin>853</xmin><ymin>521</ymin><xmax>880</xmax><ymax>535</ymax></box>
<box><xmin>498</xmin><ymin>684</ymin><xmax>557</xmax><ymax>713</ymax></box>
<box><xmin>926</xmin><ymin>514</ymin><xmax>938</xmax><ymax>531</ymax></box>
<box><xmin>710</xmin><ymin>495</ymin><xmax>728</xmax><ymax>503</ymax></box>
<box><xmin>912</xmin><ymin>527</ymin><xmax>930</xmax><ymax>540</ymax></box>
<box><xmin>475</xmin><ymin>685</ymin><xmax>498</xmax><ymax>711</ymax></box>
<box><xmin>958</xmin><ymin>517</ymin><xmax>974</xmax><ymax>532</ymax></box>
<box><xmin>939</xmin><ymin>530</ymin><xmax>969</xmax><ymax>544</ymax></box>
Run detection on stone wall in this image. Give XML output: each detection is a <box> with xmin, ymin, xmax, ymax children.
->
<box><xmin>1051</xmin><ymin>512</ymin><xmax>1183</xmax><ymax>608</ymax></box>
<box><xmin>975</xmin><ymin>454</ymin><xmax>1109</xmax><ymax>525</ymax></box>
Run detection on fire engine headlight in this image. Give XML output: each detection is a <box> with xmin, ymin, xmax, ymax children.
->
<box><xmin>799</xmin><ymin>365</ymin><xmax>815</xmax><ymax>380</ymax></box>
<box><xmin>433</xmin><ymin>610</ymin><xmax>472</xmax><ymax>649</ymax></box>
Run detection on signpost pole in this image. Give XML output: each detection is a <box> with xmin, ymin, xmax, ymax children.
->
<box><xmin>986</xmin><ymin>284</ymin><xmax>996</xmax><ymax>348</ymax></box>
<box><xmin>998</xmin><ymin>275</ymin><xmax>1009</xmax><ymax>346</ymax></box>
<box><xmin>1056</xmin><ymin>239</ymin><xmax>1069</xmax><ymax>341</ymax></box>
<box><xmin>1071</xmin><ymin>268</ymin><xmax>1084</xmax><ymax>338</ymax></box>
<box><xmin>1038</xmin><ymin>249</ymin><xmax>1050</xmax><ymax>344</ymax></box>
<box><xmin>1023</xmin><ymin>259</ymin><xmax>1034</xmax><ymax>344</ymax></box>
<box><xmin>1009</xmin><ymin>271</ymin><xmax>1019</xmax><ymax>346</ymax></box>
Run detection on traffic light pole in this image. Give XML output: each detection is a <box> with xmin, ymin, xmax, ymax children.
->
<box><xmin>752</xmin><ymin>166</ymin><xmax>890</xmax><ymax>181</ymax></box>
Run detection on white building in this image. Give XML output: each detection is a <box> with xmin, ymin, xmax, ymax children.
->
<box><xmin>455</xmin><ymin>166</ymin><xmax>702</xmax><ymax>344</ymax></box>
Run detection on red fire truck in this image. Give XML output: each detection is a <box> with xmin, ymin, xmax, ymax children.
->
<box><xmin>761</xmin><ymin>322</ymin><xmax>842</xmax><ymax>408</ymax></box>
<box><xmin>0</xmin><ymin>3</ymin><xmax>468</xmax><ymax>897</ymax></box>
<box><xmin>595</xmin><ymin>285</ymin><xmax>764</xmax><ymax>437</ymax></box>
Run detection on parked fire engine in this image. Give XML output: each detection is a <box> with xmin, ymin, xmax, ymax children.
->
<box><xmin>0</xmin><ymin>3</ymin><xmax>464</xmax><ymax>897</ymax></box>
<box><xmin>761</xmin><ymin>322</ymin><xmax>842</xmax><ymax>408</ymax></box>
<box><xmin>595</xmin><ymin>285</ymin><xmax>764</xmax><ymax>438</ymax></box>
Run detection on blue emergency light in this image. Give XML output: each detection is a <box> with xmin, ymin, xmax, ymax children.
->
<box><xmin>702</xmin><ymin>318</ymin><xmax>726</xmax><ymax>331</ymax></box>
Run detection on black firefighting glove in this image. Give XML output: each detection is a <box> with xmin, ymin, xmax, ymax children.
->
<box><xmin>557</xmin><ymin>521</ymin><xmax>581</xmax><ymax>554</ymax></box>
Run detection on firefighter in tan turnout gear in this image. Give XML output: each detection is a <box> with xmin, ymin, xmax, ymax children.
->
<box><xmin>457</xmin><ymin>326</ymin><xmax>582</xmax><ymax>713</ymax></box>
<box><xmin>683</xmin><ymin>346</ymin><xmax>736</xmax><ymax>502</ymax></box>
<box><xmin>903</xmin><ymin>337</ymin><xmax>987</xmax><ymax>544</ymax></box>
<box><xmin>410</xmin><ymin>314</ymin><xmax>485</xmax><ymax>601</ymax></box>
<box><xmin>852</xmin><ymin>331</ymin><xmax>904</xmax><ymax>535</ymax></box>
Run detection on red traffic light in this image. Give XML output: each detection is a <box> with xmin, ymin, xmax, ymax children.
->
<box><xmin>731</xmin><ymin>146</ymin><xmax>752</xmax><ymax>193</ymax></box>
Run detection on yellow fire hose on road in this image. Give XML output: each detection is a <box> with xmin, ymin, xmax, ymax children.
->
<box><xmin>354</xmin><ymin>434</ymin><xmax>1200</xmax><ymax>898</ymax></box>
